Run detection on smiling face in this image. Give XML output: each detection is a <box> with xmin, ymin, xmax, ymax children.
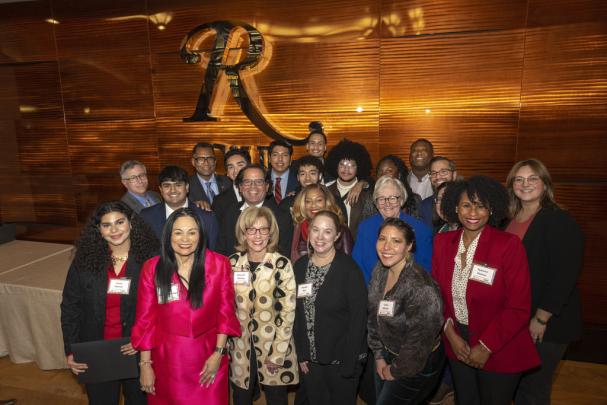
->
<box><xmin>160</xmin><ymin>180</ymin><xmax>189</xmax><ymax>209</ymax></box>
<box><xmin>512</xmin><ymin>165</ymin><xmax>544</xmax><ymax>205</ymax></box>
<box><xmin>99</xmin><ymin>211</ymin><xmax>131</xmax><ymax>248</ymax></box>
<box><xmin>409</xmin><ymin>142</ymin><xmax>432</xmax><ymax>171</ymax></box>
<box><xmin>225</xmin><ymin>154</ymin><xmax>248</xmax><ymax>181</ymax></box>
<box><xmin>376</xmin><ymin>225</ymin><xmax>412</xmax><ymax>269</ymax></box>
<box><xmin>305</xmin><ymin>133</ymin><xmax>327</xmax><ymax>158</ymax></box>
<box><xmin>297</xmin><ymin>164</ymin><xmax>321</xmax><ymax>187</ymax></box>
<box><xmin>375</xmin><ymin>183</ymin><xmax>403</xmax><ymax>219</ymax></box>
<box><xmin>457</xmin><ymin>192</ymin><xmax>490</xmax><ymax>235</ymax></box>
<box><xmin>429</xmin><ymin>159</ymin><xmax>456</xmax><ymax>188</ymax></box>
<box><xmin>304</xmin><ymin>188</ymin><xmax>327</xmax><ymax>219</ymax></box>
<box><xmin>337</xmin><ymin>159</ymin><xmax>358</xmax><ymax>183</ymax></box>
<box><xmin>121</xmin><ymin>164</ymin><xmax>149</xmax><ymax>196</ymax></box>
<box><xmin>191</xmin><ymin>146</ymin><xmax>216</xmax><ymax>179</ymax></box>
<box><xmin>170</xmin><ymin>215</ymin><xmax>200</xmax><ymax>258</ymax></box>
<box><xmin>270</xmin><ymin>145</ymin><xmax>291</xmax><ymax>175</ymax></box>
<box><xmin>239</xmin><ymin>167</ymin><xmax>269</xmax><ymax>205</ymax></box>
<box><xmin>309</xmin><ymin>214</ymin><xmax>340</xmax><ymax>256</ymax></box>
<box><xmin>244</xmin><ymin>216</ymin><xmax>270</xmax><ymax>256</ymax></box>
<box><xmin>377</xmin><ymin>160</ymin><xmax>398</xmax><ymax>179</ymax></box>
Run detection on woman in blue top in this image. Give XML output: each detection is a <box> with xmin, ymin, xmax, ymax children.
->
<box><xmin>353</xmin><ymin>176</ymin><xmax>433</xmax><ymax>285</ymax></box>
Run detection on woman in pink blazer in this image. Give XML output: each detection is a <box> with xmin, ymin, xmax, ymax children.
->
<box><xmin>432</xmin><ymin>176</ymin><xmax>539</xmax><ymax>405</ymax></box>
<box><xmin>131</xmin><ymin>208</ymin><xmax>240</xmax><ymax>405</ymax></box>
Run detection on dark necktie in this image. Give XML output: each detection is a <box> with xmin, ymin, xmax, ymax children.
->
<box><xmin>274</xmin><ymin>177</ymin><xmax>282</xmax><ymax>204</ymax></box>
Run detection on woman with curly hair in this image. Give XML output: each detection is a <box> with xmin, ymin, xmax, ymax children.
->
<box><xmin>376</xmin><ymin>155</ymin><xmax>422</xmax><ymax>220</ymax></box>
<box><xmin>505</xmin><ymin>159</ymin><xmax>583</xmax><ymax>405</ymax></box>
<box><xmin>290</xmin><ymin>184</ymin><xmax>353</xmax><ymax>262</ymax></box>
<box><xmin>61</xmin><ymin>201</ymin><xmax>159</xmax><ymax>405</ymax></box>
<box><xmin>432</xmin><ymin>176</ymin><xmax>540</xmax><ymax>405</ymax></box>
<box><xmin>325</xmin><ymin>139</ymin><xmax>374</xmax><ymax>238</ymax></box>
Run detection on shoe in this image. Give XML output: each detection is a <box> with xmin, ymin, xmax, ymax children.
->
<box><xmin>428</xmin><ymin>383</ymin><xmax>454</xmax><ymax>404</ymax></box>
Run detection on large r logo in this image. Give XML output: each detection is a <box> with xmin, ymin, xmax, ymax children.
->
<box><xmin>180</xmin><ymin>21</ymin><xmax>306</xmax><ymax>145</ymax></box>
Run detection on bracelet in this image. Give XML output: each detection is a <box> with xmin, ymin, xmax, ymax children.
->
<box><xmin>535</xmin><ymin>316</ymin><xmax>548</xmax><ymax>325</ymax></box>
<box><xmin>139</xmin><ymin>360</ymin><xmax>153</xmax><ymax>366</ymax></box>
<box><xmin>214</xmin><ymin>346</ymin><xmax>228</xmax><ymax>355</ymax></box>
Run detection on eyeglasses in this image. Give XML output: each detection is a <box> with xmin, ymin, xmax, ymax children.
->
<box><xmin>241</xmin><ymin>179</ymin><xmax>266</xmax><ymax>187</ymax></box>
<box><xmin>122</xmin><ymin>173</ymin><xmax>147</xmax><ymax>183</ymax></box>
<box><xmin>375</xmin><ymin>195</ymin><xmax>400</xmax><ymax>206</ymax></box>
<box><xmin>193</xmin><ymin>156</ymin><xmax>216</xmax><ymax>164</ymax></box>
<box><xmin>245</xmin><ymin>227</ymin><xmax>270</xmax><ymax>236</ymax></box>
<box><xmin>513</xmin><ymin>175</ymin><xmax>541</xmax><ymax>185</ymax></box>
<box><xmin>429</xmin><ymin>169</ymin><xmax>454</xmax><ymax>178</ymax></box>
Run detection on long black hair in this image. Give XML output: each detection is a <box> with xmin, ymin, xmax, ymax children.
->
<box><xmin>156</xmin><ymin>208</ymin><xmax>207</xmax><ymax>308</ymax></box>
<box><xmin>72</xmin><ymin>201</ymin><xmax>158</xmax><ymax>272</ymax></box>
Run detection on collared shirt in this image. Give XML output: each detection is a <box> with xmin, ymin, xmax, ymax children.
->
<box><xmin>407</xmin><ymin>172</ymin><xmax>433</xmax><ymax>200</ymax></box>
<box><xmin>240</xmin><ymin>200</ymin><xmax>264</xmax><ymax>211</ymax></box>
<box><xmin>129</xmin><ymin>191</ymin><xmax>155</xmax><ymax>208</ymax></box>
<box><xmin>271</xmin><ymin>169</ymin><xmax>290</xmax><ymax>199</ymax></box>
<box><xmin>165</xmin><ymin>200</ymin><xmax>188</xmax><ymax>219</ymax></box>
<box><xmin>452</xmin><ymin>231</ymin><xmax>482</xmax><ymax>325</ymax></box>
<box><xmin>197</xmin><ymin>173</ymin><xmax>219</xmax><ymax>200</ymax></box>
<box><xmin>233</xmin><ymin>184</ymin><xmax>242</xmax><ymax>203</ymax></box>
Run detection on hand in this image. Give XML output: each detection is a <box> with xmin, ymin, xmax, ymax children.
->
<box><xmin>375</xmin><ymin>358</ymin><xmax>388</xmax><ymax>380</ymax></box>
<box><xmin>529</xmin><ymin>318</ymin><xmax>547</xmax><ymax>343</ymax></box>
<box><xmin>193</xmin><ymin>200</ymin><xmax>212</xmax><ymax>211</ymax></box>
<box><xmin>299</xmin><ymin>361</ymin><xmax>310</xmax><ymax>375</ymax></box>
<box><xmin>139</xmin><ymin>363</ymin><xmax>155</xmax><ymax>395</ymax></box>
<box><xmin>264</xmin><ymin>359</ymin><xmax>281</xmax><ymax>375</ymax></box>
<box><xmin>447</xmin><ymin>332</ymin><xmax>471</xmax><ymax>363</ymax></box>
<box><xmin>383</xmin><ymin>365</ymin><xmax>396</xmax><ymax>381</ymax></box>
<box><xmin>120</xmin><ymin>342</ymin><xmax>137</xmax><ymax>356</ymax></box>
<box><xmin>199</xmin><ymin>352</ymin><xmax>222</xmax><ymax>387</ymax></box>
<box><xmin>66</xmin><ymin>354</ymin><xmax>88</xmax><ymax>375</ymax></box>
<box><xmin>468</xmin><ymin>344</ymin><xmax>491</xmax><ymax>369</ymax></box>
<box><xmin>345</xmin><ymin>181</ymin><xmax>365</xmax><ymax>205</ymax></box>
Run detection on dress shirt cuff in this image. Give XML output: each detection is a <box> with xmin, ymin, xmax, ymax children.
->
<box><xmin>443</xmin><ymin>317</ymin><xmax>454</xmax><ymax>332</ymax></box>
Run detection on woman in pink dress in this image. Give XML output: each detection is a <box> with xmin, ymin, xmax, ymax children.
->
<box><xmin>131</xmin><ymin>208</ymin><xmax>240</xmax><ymax>404</ymax></box>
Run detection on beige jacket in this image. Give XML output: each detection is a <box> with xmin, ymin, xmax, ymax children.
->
<box><xmin>228</xmin><ymin>251</ymin><xmax>299</xmax><ymax>388</ymax></box>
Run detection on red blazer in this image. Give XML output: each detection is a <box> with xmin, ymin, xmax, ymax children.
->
<box><xmin>432</xmin><ymin>226</ymin><xmax>540</xmax><ymax>373</ymax></box>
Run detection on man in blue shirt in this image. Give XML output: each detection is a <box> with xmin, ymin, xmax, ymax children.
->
<box><xmin>119</xmin><ymin>160</ymin><xmax>161</xmax><ymax>213</ymax></box>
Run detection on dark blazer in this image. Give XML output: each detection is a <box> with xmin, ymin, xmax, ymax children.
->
<box><xmin>211</xmin><ymin>186</ymin><xmax>239</xmax><ymax>226</ymax></box>
<box><xmin>271</xmin><ymin>169</ymin><xmax>298</xmax><ymax>202</ymax></box>
<box><xmin>519</xmin><ymin>207</ymin><xmax>584</xmax><ymax>343</ymax></box>
<box><xmin>188</xmin><ymin>174</ymin><xmax>231</xmax><ymax>204</ymax></box>
<box><xmin>432</xmin><ymin>226</ymin><xmax>540</xmax><ymax>373</ymax></box>
<box><xmin>216</xmin><ymin>198</ymin><xmax>280</xmax><ymax>256</ymax></box>
<box><xmin>61</xmin><ymin>253</ymin><xmax>148</xmax><ymax>355</ymax></box>
<box><xmin>120</xmin><ymin>191</ymin><xmax>161</xmax><ymax>214</ymax></box>
<box><xmin>327</xmin><ymin>182</ymin><xmax>373</xmax><ymax>238</ymax></box>
<box><xmin>139</xmin><ymin>201</ymin><xmax>219</xmax><ymax>250</ymax></box>
<box><xmin>420</xmin><ymin>195</ymin><xmax>434</xmax><ymax>228</ymax></box>
<box><xmin>293</xmin><ymin>252</ymin><xmax>368</xmax><ymax>378</ymax></box>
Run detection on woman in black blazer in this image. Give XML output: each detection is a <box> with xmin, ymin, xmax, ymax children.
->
<box><xmin>61</xmin><ymin>201</ymin><xmax>158</xmax><ymax>405</ymax></box>
<box><xmin>505</xmin><ymin>159</ymin><xmax>584</xmax><ymax>405</ymax></box>
<box><xmin>293</xmin><ymin>210</ymin><xmax>368</xmax><ymax>405</ymax></box>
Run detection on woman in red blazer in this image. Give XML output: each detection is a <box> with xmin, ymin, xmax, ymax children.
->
<box><xmin>432</xmin><ymin>176</ymin><xmax>540</xmax><ymax>405</ymax></box>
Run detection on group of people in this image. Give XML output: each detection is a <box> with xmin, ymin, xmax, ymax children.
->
<box><xmin>60</xmin><ymin>124</ymin><xmax>584</xmax><ymax>405</ymax></box>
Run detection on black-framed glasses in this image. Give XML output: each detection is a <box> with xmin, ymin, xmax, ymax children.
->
<box><xmin>241</xmin><ymin>179</ymin><xmax>266</xmax><ymax>187</ymax></box>
<box><xmin>193</xmin><ymin>156</ymin><xmax>216</xmax><ymax>164</ymax></box>
<box><xmin>122</xmin><ymin>173</ymin><xmax>147</xmax><ymax>183</ymax></box>
<box><xmin>375</xmin><ymin>195</ymin><xmax>400</xmax><ymax>205</ymax></box>
<box><xmin>429</xmin><ymin>168</ymin><xmax>454</xmax><ymax>177</ymax></box>
<box><xmin>245</xmin><ymin>227</ymin><xmax>270</xmax><ymax>236</ymax></box>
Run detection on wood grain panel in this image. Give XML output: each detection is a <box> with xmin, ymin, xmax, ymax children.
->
<box><xmin>517</xmin><ymin>23</ymin><xmax>607</xmax><ymax>181</ymax></box>
<box><xmin>0</xmin><ymin>0</ymin><xmax>57</xmax><ymax>64</ymax></box>
<box><xmin>527</xmin><ymin>0</ymin><xmax>607</xmax><ymax>28</ymax></box>
<box><xmin>380</xmin><ymin>0</ymin><xmax>527</xmax><ymax>37</ymax></box>
<box><xmin>72</xmin><ymin>174</ymin><xmax>137</xmax><ymax>224</ymax></box>
<box><xmin>379</xmin><ymin>30</ymin><xmax>525</xmax><ymax>178</ymax></box>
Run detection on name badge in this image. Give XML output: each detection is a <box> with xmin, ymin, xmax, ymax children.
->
<box><xmin>107</xmin><ymin>278</ymin><xmax>131</xmax><ymax>295</ymax></box>
<box><xmin>469</xmin><ymin>263</ymin><xmax>497</xmax><ymax>285</ymax></box>
<box><xmin>234</xmin><ymin>271</ymin><xmax>251</xmax><ymax>286</ymax></box>
<box><xmin>297</xmin><ymin>283</ymin><xmax>313</xmax><ymax>298</ymax></box>
<box><xmin>378</xmin><ymin>300</ymin><xmax>395</xmax><ymax>317</ymax></box>
<box><xmin>157</xmin><ymin>283</ymin><xmax>180</xmax><ymax>304</ymax></box>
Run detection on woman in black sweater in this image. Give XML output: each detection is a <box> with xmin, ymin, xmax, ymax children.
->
<box><xmin>61</xmin><ymin>201</ymin><xmax>158</xmax><ymax>405</ymax></box>
<box><xmin>293</xmin><ymin>210</ymin><xmax>368</xmax><ymax>405</ymax></box>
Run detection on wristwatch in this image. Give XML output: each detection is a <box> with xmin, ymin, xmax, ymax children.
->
<box><xmin>214</xmin><ymin>346</ymin><xmax>228</xmax><ymax>355</ymax></box>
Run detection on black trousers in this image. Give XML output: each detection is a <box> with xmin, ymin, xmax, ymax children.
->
<box><xmin>375</xmin><ymin>344</ymin><xmax>445</xmax><ymax>405</ymax></box>
<box><xmin>515</xmin><ymin>341</ymin><xmax>568</xmax><ymax>405</ymax></box>
<box><xmin>303</xmin><ymin>363</ymin><xmax>359</xmax><ymax>405</ymax></box>
<box><xmin>232</xmin><ymin>349</ymin><xmax>288</xmax><ymax>405</ymax></box>
<box><xmin>85</xmin><ymin>377</ymin><xmax>146</xmax><ymax>405</ymax></box>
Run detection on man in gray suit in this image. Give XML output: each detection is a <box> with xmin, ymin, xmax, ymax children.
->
<box><xmin>119</xmin><ymin>160</ymin><xmax>161</xmax><ymax>213</ymax></box>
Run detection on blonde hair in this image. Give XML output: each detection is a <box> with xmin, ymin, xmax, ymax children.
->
<box><xmin>373</xmin><ymin>175</ymin><xmax>408</xmax><ymax>208</ymax></box>
<box><xmin>291</xmin><ymin>184</ymin><xmax>346</xmax><ymax>225</ymax></box>
<box><xmin>506</xmin><ymin>159</ymin><xmax>558</xmax><ymax>217</ymax></box>
<box><xmin>234</xmin><ymin>206</ymin><xmax>279</xmax><ymax>253</ymax></box>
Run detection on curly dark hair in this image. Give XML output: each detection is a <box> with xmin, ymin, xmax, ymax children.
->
<box><xmin>325</xmin><ymin>138</ymin><xmax>372</xmax><ymax>180</ymax></box>
<box><xmin>72</xmin><ymin>201</ymin><xmax>159</xmax><ymax>272</ymax></box>
<box><xmin>441</xmin><ymin>176</ymin><xmax>509</xmax><ymax>229</ymax></box>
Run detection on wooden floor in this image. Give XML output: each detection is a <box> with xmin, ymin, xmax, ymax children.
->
<box><xmin>0</xmin><ymin>356</ymin><xmax>606</xmax><ymax>404</ymax></box>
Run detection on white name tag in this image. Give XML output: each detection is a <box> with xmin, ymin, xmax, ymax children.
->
<box><xmin>469</xmin><ymin>263</ymin><xmax>497</xmax><ymax>285</ymax></box>
<box><xmin>297</xmin><ymin>283</ymin><xmax>313</xmax><ymax>298</ymax></box>
<box><xmin>233</xmin><ymin>271</ymin><xmax>251</xmax><ymax>286</ymax></box>
<box><xmin>107</xmin><ymin>278</ymin><xmax>131</xmax><ymax>295</ymax></box>
<box><xmin>157</xmin><ymin>283</ymin><xmax>180</xmax><ymax>303</ymax></box>
<box><xmin>378</xmin><ymin>300</ymin><xmax>395</xmax><ymax>317</ymax></box>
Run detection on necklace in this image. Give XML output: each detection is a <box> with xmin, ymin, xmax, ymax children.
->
<box><xmin>111</xmin><ymin>255</ymin><xmax>128</xmax><ymax>266</ymax></box>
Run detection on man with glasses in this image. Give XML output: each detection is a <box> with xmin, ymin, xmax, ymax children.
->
<box><xmin>119</xmin><ymin>160</ymin><xmax>161</xmax><ymax>213</ymax></box>
<box><xmin>189</xmin><ymin>143</ymin><xmax>231</xmax><ymax>210</ymax></box>
<box><xmin>216</xmin><ymin>164</ymin><xmax>281</xmax><ymax>256</ymax></box>
<box><xmin>140</xmin><ymin>165</ymin><xmax>219</xmax><ymax>249</ymax></box>
<box><xmin>420</xmin><ymin>156</ymin><xmax>459</xmax><ymax>227</ymax></box>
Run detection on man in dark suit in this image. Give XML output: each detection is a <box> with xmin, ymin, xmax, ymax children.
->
<box><xmin>420</xmin><ymin>156</ymin><xmax>458</xmax><ymax>228</ymax></box>
<box><xmin>140</xmin><ymin>165</ymin><xmax>219</xmax><ymax>250</ymax></box>
<box><xmin>216</xmin><ymin>164</ymin><xmax>280</xmax><ymax>256</ymax></box>
<box><xmin>211</xmin><ymin>147</ymin><xmax>251</xmax><ymax>226</ymax></box>
<box><xmin>269</xmin><ymin>140</ymin><xmax>298</xmax><ymax>205</ymax></box>
<box><xmin>188</xmin><ymin>142</ymin><xmax>231</xmax><ymax>210</ymax></box>
<box><xmin>119</xmin><ymin>160</ymin><xmax>161</xmax><ymax>213</ymax></box>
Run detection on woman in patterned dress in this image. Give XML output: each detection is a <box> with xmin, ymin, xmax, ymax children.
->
<box><xmin>228</xmin><ymin>206</ymin><xmax>298</xmax><ymax>405</ymax></box>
